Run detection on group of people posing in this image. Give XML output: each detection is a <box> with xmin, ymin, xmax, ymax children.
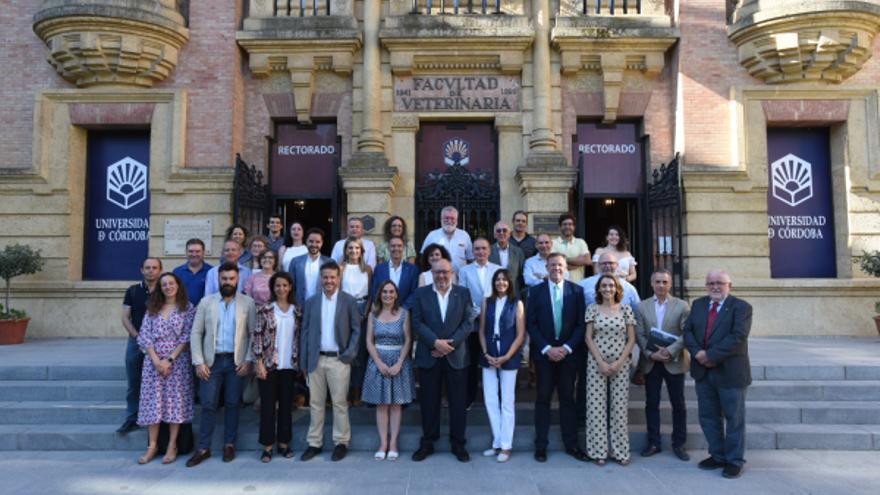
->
<box><xmin>120</xmin><ymin>206</ymin><xmax>753</xmax><ymax>480</ymax></box>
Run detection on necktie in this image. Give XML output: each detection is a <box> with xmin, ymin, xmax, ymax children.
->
<box><xmin>703</xmin><ymin>301</ymin><xmax>718</xmax><ymax>348</ymax></box>
<box><xmin>553</xmin><ymin>284</ymin><xmax>563</xmax><ymax>339</ymax></box>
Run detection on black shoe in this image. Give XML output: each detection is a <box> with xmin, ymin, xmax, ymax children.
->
<box><xmin>451</xmin><ymin>447</ymin><xmax>470</xmax><ymax>463</ymax></box>
<box><xmin>116</xmin><ymin>420</ymin><xmax>138</xmax><ymax>434</ymax></box>
<box><xmin>534</xmin><ymin>449</ymin><xmax>547</xmax><ymax>463</ymax></box>
<box><xmin>722</xmin><ymin>464</ymin><xmax>743</xmax><ymax>479</ymax></box>
<box><xmin>185</xmin><ymin>449</ymin><xmax>211</xmax><ymax>468</ymax></box>
<box><xmin>411</xmin><ymin>445</ymin><xmax>434</xmax><ymax>462</ymax></box>
<box><xmin>260</xmin><ymin>449</ymin><xmax>273</xmax><ymax>463</ymax></box>
<box><xmin>331</xmin><ymin>444</ymin><xmax>348</xmax><ymax>462</ymax></box>
<box><xmin>565</xmin><ymin>448</ymin><xmax>590</xmax><ymax>462</ymax></box>
<box><xmin>640</xmin><ymin>444</ymin><xmax>661</xmax><ymax>457</ymax></box>
<box><xmin>698</xmin><ymin>457</ymin><xmax>726</xmax><ymax>470</ymax></box>
<box><xmin>673</xmin><ymin>446</ymin><xmax>690</xmax><ymax>461</ymax></box>
<box><xmin>277</xmin><ymin>446</ymin><xmax>294</xmax><ymax>459</ymax></box>
<box><xmin>300</xmin><ymin>446</ymin><xmax>322</xmax><ymax>461</ymax></box>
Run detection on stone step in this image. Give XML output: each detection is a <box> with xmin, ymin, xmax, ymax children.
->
<box><xmin>3</xmin><ymin>363</ymin><xmax>880</xmax><ymax>382</ymax></box>
<box><xmin>3</xmin><ymin>378</ymin><xmax>879</xmax><ymax>403</ymax></box>
<box><xmin>1</xmin><ymin>422</ymin><xmax>876</xmax><ymax>452</ymax></box>
<box><xmin>3</xmin><ymin>400</ymin><xmax>880</xmax><ymax>426</ymax></box>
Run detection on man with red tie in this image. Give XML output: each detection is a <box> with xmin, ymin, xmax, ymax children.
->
<box><xmin>683</xmin><ymin>269</ymin><xmax>752</xmax><ymax>479</ymax></box>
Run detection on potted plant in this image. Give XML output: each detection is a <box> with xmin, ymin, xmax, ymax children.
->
<box><xmin>858</xmin><ymin>250</ymin><xmax>880</xmax><ymax>335</ymax></box>
<box><xmin>0</xmin><ymin>243</ymin><xmax>45</xmax><ymax>345</ymax></box>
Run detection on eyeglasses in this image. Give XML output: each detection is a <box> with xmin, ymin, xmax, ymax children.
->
<box><xmin>495</xmin><ymin>228</ymin><xmax>509</xmax><ymax>233</ymax></box>
<box><xmin>706</xmin><ymin>281</ymin><xmax>729</xmax><ymax>287</ymax></box>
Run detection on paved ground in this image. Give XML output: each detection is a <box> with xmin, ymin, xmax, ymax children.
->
<box><xmin>0</xmin><ymin>449</ymin><xmax>878</xmax><ymax>495</ymax></box>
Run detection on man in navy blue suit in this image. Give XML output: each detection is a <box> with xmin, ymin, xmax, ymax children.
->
<box><xmin>370</xmin><ymin>236</ymin><xmax>418</xmax><ymax>310</ymax></box>
<box><xmin>527</xmin><ymin>253</ymin><xmax>589</xmax><ymax>462</ymax></box>
<box><xmin>683</xmin><ymin>269</ymin><xmax>752</xmax><ymax>479</ymax></box>
<box><xmin>410</xmin><ymin>258</ymin><xmax>475</xmax><ymax>463</ymax></box>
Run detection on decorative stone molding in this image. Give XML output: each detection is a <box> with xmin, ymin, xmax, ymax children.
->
<box><xmin>729</xmin><ymin>0</ymin><xmax>880</xmax><ymax>84</ymax></box>
<box><xmin>32</xmin><ymin>1</ymin><xmax>188</xmax><ymax>88</ymax></box>
<box><xmin>380</xmin><ymin>15</ymin><xmax>533</xmax><ymax>75</ymax></box>
<box><xmin>237</xmin><ymin>17</ymin><xmax>361</xmax><ymax>123</ymax></box>
<box><xmin>552</xmin><ymin>17</ymin><xmax>678</xmax><ymax>123</ymax></box>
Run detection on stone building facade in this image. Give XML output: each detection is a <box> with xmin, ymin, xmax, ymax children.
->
<box><xmin>1</xmin><ymin>0</ymin><xmax>879</xmax><ymax>337</ymax></box>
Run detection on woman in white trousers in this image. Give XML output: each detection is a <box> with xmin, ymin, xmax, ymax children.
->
<box><xmin>478</xmin><ymin>269</ymin><xmax>526</xmax><ymax>462</ymax></box>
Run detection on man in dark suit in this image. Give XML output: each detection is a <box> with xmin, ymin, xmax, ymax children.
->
<box><xmin>683</xmin><ymin>269</ymin><xmax>752</xmax><ymax>479</ymax></box>
<box><xmin>489</xmin><ymin>221</ymin><xmax>525</xmax><ymax>298</ymax></box>
<box><xmin>527</xmin><ymin>253</ymin><xmax>589</xmax><ymax>462</ymax></box>
<box><xmin>298</xmin><ymin>261</ymin><xmax>362</xmax><ymax>462</ymax></box>
<box><xmin>370</xmin><ymin>236</ymin><xmax>419</xmax><ymax>310</ymax></box>
<box><xmin>410</xmin><ymin>258</ymin><xmax>475</xmax><ymax>462</ymax></box>
<box><xmin>288</xmin><ymin>228</ymin><xmax>332</xmax><ymax>306</ymax></box>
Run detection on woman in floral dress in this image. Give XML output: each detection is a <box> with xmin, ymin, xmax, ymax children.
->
<box><xmin>136</xmin><ymin>272</ymin><xmax>195</xmax><ymax>465</ymax></box>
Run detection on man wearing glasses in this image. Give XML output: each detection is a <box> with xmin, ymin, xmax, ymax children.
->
<box><xmin>489</xmin><ymin>221</ymin><xmax>525</xmax><ymax>298</ymax></box>
<box><xmin>683</xmin><ymin>270</ymin><xmax>752</xmax><ymax>479</ymax></box>
<box><xmin>410</xmin><ymin>258</ymin><xmax>475</xmax><ymax>463</ymax></box>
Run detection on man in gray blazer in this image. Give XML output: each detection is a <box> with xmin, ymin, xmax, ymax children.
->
<box><xmin>489</xmin><ymin>221</ymin><xmax>525</xmax><ymax>297</ymax></box>
<box><xmin>288</xmin><ymin>228</ymin><xmax>332</xmax><ymax>305</ymax></box>
<box><xmin>635</xmin><ymin>269</ymin><xmax>691</xmax><ymax>461</ymax></box>
<box><xmin>298</xmin><ymin>261</ymin><xmax>361</xmax><ymax>462</ymax></box>
<box><xmin>187</xmin><ymin>263</ymin><xmax>256</xmax><ymax>467</ymax></box>
<box><xmin>411</xmin><ymin>258</ymin><xmax>475</xmax><ymax>463</ymax></box>
<box><xmin>684</xmin><ymin>269</ymin><xmax>753</xmax><ymax>479</ymax></box>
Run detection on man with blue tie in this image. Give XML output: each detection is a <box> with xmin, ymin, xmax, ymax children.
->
<box><xmin>411</xmin><ymin>258</ymin><xmax>475</xmax><ymax>463</ymax></box>
<box><xmin>288</xmin><ymin>228</ymin><xmax>332</xmax><ymax>306</ymax></box>
<box><xmin>458</xmin><ymin>238</ymin><xmax>501</xmax><ymax>408</ymax></box>
<box><xmin>683</xmin><ymin>269</ymin><xmax>753</xmax><ymax>479</ymax></box>
<box><xmin>370</xmin><ymin>236</ymin><xmax>418</xmax><ymax>310</ymax></box>
<box><xmin>527</xmin><ymin>253</ymin><xmax>588</xmax><ymax>462</ymax></box>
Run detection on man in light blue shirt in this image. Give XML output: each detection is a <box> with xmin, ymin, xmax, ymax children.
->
<box><xmin>580</xmin><ymin>252</ymin><xmax>640</xmax><ymax>311</ymax></box>
<box><xmin>205</xmin><ymin>240</ymin><xmax>251</xmax><ymax>295</ymax></box>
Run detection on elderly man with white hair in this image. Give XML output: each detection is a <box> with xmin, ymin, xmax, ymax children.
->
<box><xmin>420</xmin><ymin>206</ymin><xmax>473</xmax><ymax>272</ymax></box>
<box><xmin>683</xmin><ymin>269</ymin><xmax>753</xmax><ymax>479</ymax></box>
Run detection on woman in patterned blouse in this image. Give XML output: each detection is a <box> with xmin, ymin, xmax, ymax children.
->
<box><xmin>252</xmin><ymin>271</ymin><xmax>300</xmax><ymax>462</ymax></box>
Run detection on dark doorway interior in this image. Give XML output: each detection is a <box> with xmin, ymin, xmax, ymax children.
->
<box><xmin>275</xmin><ymin>198</ymin><xmax>334</xmax><ymax>257</ymax></box>
<box><xmin>583</xmin><ymin>197</ymin><xmax>640</xmax><ymax>279</ymax></box>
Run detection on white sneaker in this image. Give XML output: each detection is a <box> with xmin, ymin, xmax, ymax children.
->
<box><xmin>497</xmin><ymin>451</ymin><xmax>511</xmax><ymax>463</ymax></box>
<box><xmin>483</xmin><ymin>448</ymin><xmax>499</xmax><ymax>457</ymax></box>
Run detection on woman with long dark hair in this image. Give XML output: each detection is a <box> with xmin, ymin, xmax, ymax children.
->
<box><xmin>279</xmin><ymin>221</ymin><xmax>307</xmax><ymax>271</ymax></box>
<box><xmin>377</xmin><ymin>216</ymin><xmax>417</xmax><ymax>264</ymax></box>
<box><xmin>136</xmin><ymin>272</ymin><xmax>195</xmax><ymax>465</ymax></box>
<box><xmin>418</xmin><ymin>243</ymin><xmax>455</xmax><ymax>287</ymax></box>
<box><xmin>592</xmin><ymin>225</ymin><xmax>637</xmax><ymax>282</ymax></box>
<box><xmin>252</xmin><ymin>271</ymin><xmax>301</xmax><ymax>462</ymax></box>
<box><xmin>478</xmin><ymin>269</ymin><xmax>525</xmax><ymax>462</ymax></box>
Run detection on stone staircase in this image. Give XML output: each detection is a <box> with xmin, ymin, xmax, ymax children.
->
<box><xmin>1</xmin><ymin>357</ymin><xmax>879</xmax><ymax>452</ymax></box>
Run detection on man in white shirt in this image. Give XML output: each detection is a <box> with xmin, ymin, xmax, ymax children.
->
<box><xmin>299</xmin><ymin>261</ymin><xmax>362</xmax><ymax>462</ymax></box>
<box><xmin>420</xmin><ymin>205</ymin><xmax>473</xmax><ymax>271</ymax></box>
<box><xmin>331</xmin><ymin>217</ymin><xmax>377</xmax><ymax>268</ymax></box>
<box><xmin>458</xmin><ymin>238</ymin><xmax>501</xmax><ymax>408</ymax></box>
<box><xmin>289</xmin><ymin>228</ymin><xmax>332</xmax><ymax>305</ymax></box>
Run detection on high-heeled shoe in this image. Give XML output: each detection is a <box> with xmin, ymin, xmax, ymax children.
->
<box><xmin>138</xmin><ymin>445</ymin><xmax>158</xmax><ymax>465</ymax></box>
<box><xmin>162</xmin><ymin>447</ymin><xmax>177</xmax><ymax>464</ymax></box>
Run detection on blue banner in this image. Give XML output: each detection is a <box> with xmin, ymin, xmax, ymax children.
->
<box><xmin>84</xmin><ymin>131</ymin><xmax>151</xmax><ymax>280</ymax></box>
<box><xmin>766</xmin><ymin>128</ymin><xmax>836</xmax><ymax>278</ymax></box>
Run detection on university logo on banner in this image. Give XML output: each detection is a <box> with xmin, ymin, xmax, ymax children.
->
<box><xmin>106</xmin><ymin>157</ymin><xmax>148</xmax><ymax>210</ymax></box>
<box><xmin>771</xmin><ymin>153</ymin><xmax>813</xmax><ymax>207</ymax></box>
<box><xmin>443</xmin><ymin>138</ymin><xmax>470</xmax><ymax>166</ymax></box>
<box><xmin>766</xmin><ymin>129</ymin><xmax>835</xmax><ymax>278</ymax></box>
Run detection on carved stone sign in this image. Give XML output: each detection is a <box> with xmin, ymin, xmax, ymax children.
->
<box><xmin>164</xmin><ymin>218</ymin><xmax>213</xmax><ymax>256</ymax></box>
<box><xmin>394</xmin><ymin>75</ymin><xmax>520</xmax><ymax>112</ymax></box>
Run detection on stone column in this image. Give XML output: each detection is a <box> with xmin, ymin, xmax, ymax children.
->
<box><xmin>338</xmin><ymin>0</ymin><xmax>397</xmax><ymax>241</ymax></box>
<box><xmin>517</xmin><ymin>0</ymin><xmax>575</xmax><ymax>223</ymax></box>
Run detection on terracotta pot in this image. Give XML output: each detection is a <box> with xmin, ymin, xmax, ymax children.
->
<box><xmin>0</xmin><ymin>317</ymin><xmax>30</xmax><ymax>345</ymax></box>
<box><xmin>875</xmin><ymin>315</ymin><xmax>880</xmax><ymax>337</ymax></box>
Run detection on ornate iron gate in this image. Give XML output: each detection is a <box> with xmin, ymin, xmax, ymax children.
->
<box><xmin>232</xmin><ymin>153</ymin><xmax>270</xmax><ymax>237</ymax></box>
<box><xmin>414</xmin><ymin>162</ymin><xmax>500</xmax><ymax>246</ymax></box>
<box><xmin>646</xmin><ymin>153</ymin><xmax>685</xmax><ymax>298</ymax></box>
